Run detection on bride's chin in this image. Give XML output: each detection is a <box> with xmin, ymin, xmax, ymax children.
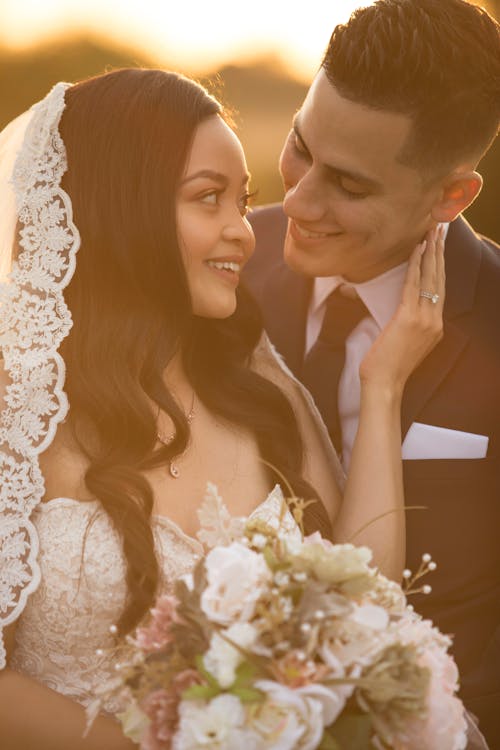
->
<box><xmin>192</xmin><ymin>295</ymin><xmax>238</xmax><ymax>320</ymax></box>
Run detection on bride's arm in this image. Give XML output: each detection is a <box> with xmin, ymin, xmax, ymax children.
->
<box><xmin>335</xmin><ymin>226</ymin><xmax>445</xmax><ymax>580</ymax></box>
<box><xmin>0</xmin><ymin>673</ymin><xmax>137</xmax><ymax>750</ymax></box>
<box><xmin>334</xmin><ymin>378</ymin><xmax>406</xmax><ymax>579</ymax></box>
<box><xmin>0</xmin><ymin>624</ymin><xmax>137</xmax><ymax>750</ymax></box>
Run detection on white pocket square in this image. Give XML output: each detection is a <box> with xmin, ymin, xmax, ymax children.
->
<box><xmin>402</xmin><ymin>422</ymin><xmax>489</xmax><ymax>460</ymax></box>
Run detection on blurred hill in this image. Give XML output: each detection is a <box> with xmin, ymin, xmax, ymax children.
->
<box><xmin>0</xmin><ymin>35</ymin><xmax>498</xmax><ymax>240</ymax></box>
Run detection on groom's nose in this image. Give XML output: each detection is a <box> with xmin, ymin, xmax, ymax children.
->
<box><xmin>282</xmin><ymin>168</ymin><xmax>327</xmax><ymax>224</ymax></box>
<box><xmin>279</xmin><ymin>137</ymin><xmax>326</xmax><ymax>223</ymax></box>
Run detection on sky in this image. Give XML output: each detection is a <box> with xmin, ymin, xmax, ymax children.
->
<box><xmin>0</xmin><ymin>0</ymin><xmax>373</xmax><ymax>81</ymax></box>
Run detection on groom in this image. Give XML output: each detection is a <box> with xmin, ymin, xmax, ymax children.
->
<box><xmin>245</xmin><ymin>0</ymin><xmax>500</xmax><ymax>743</ymax></box>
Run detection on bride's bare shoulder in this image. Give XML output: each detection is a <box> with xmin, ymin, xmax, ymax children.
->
<box><xmin>0</xmin><ymin>355</ymin><xmax>9</xmax><ymax>393</ymax></box>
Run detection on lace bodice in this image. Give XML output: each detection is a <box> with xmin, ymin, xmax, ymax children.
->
<box><xmin>9</xmin><ymin>486</ymin><xmax>293</xmax><ymax>713</ymax></box>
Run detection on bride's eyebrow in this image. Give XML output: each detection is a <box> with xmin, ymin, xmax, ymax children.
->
<box><xmin>181</xmin><ymin>170</ymin><xmax>250</xmax><ymax>186</ymax></box>
<box><xmin>181</xmin><ymin>169</ymin><xmax>226</xmax><ymax>186</ymax></box>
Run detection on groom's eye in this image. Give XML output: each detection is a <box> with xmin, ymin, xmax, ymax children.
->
<box><xmin>331</xmin><ymin>174</ymin><xmax>369</xmax><ymax>199</ymax></box>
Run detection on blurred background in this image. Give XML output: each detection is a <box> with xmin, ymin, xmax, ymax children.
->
<box><xmin>1</xmin><ymin>0</ymin><xmax>498</xmax><ymax>240</ymax></box>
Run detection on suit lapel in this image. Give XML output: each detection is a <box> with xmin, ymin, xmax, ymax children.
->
<box><xmin>401</xmin><ymin>321</ymin><xmax>469</xmax><ymax>438</ymax></box>
<box><xmin>261</xmin><ymin>263</ymin><xmax>311</xmax><ymax>376</ymax></box>
<box><xmin>401</xmin><ymin>216</ymin><xmax>482</xmax><ymax>438</ymax></box>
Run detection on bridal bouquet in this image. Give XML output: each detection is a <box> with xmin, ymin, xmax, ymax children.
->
<box><xmin>91</xmin><ymin>485</ymin><xmax>468</xmax><ymax>750</ymax></box>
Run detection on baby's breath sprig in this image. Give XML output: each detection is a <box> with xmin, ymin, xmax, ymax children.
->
<box><xmin>401</xmin><ymin>553</ymin><xmax>437</xmax><ymax>596</ymax></box>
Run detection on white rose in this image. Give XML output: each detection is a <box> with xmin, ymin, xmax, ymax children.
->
<box><xmin>253</xmin><ymin>680</ymin><xmax>349</xmax><ymax>750</ymax></box>
<box><xmin>203</xmin><ymin>622</ymin><xmax>258</xmax><ymax>688</ymax></box>
<box><xmin>350</xmin><ymin>603</ymin><xmax>389</xmax><ymax>631</ymax></box>
<box><xmin>320</xmin><ymin>612</ymin><xmax>390</xmax><ymax>671</ymax></box>
<box><xmin>172</xmin><ymin>694</ymin><xmax>259</xmax><ymax>750</ymax></box>
<box><xmin>201</xmin><ymin>542</ymin><xmax>272</xmax><ymax>625</ymax></box>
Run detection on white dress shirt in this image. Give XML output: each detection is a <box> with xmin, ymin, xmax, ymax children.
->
<box><xmin>305</xmin><ymin>226</ymin><xmax>449</xmax><ymax>470</ymax></box>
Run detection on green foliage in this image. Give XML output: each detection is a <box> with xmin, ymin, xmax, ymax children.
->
<box><xmin>182</xmin><ymin>654</ymin><xmax>265</xmax><ymax>704</ymax></box>
<box><xmin>182</xmin><ymin>683</ymin><xmax>220</xmax><ymax>701</ymax></box>
<box><xmin>229</xmin><ymin>662</ymin><xmax>265</xmax><ymax>703</ymax></box>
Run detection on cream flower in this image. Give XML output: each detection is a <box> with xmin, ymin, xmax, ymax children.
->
<box><xmin>201</xmin><ymin>542</ymin><xmax>272</xmax><ymax>625</ymax></box>
<box><xmin>248</xmin><ymin>699</ymin><xmax>304</xmax><ymax>750</ymax></box>
<box><xmin>203</xmin><ymin>622</ymin><xmax>257</xmax><ymax>688</ymax></box>
<box><xmin>172</xmin><ymin>694</ymin><xmax>259</xmax><ymax>750</ymax></box>
<box><xmin>294</xmin><ymin>537</ymin><xmax>373</xmax><ymax>586</ymax></box>
<box><xmin>254</xmin><ymin>680</ymin><xmax>349</xmax><ymax>750</ymax></box>
<box><xmin>116</xmin><ymin>702</ymin><xmax>150</xmax><ymax>745</ymax></box>
<box><xmin>319</xmin><ymin>605</ymin><xmax>391</xmax><ymax>673</ymax></box>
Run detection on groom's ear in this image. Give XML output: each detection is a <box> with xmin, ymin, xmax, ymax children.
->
<box><xmin>430</xmin><ymin>170</ymin><xmax>483</xmax><ymax>223</ymax></box>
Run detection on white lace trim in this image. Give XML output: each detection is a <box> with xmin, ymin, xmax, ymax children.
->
<box><xmin>0</xmin><ymin>82</ymin><xmax>79</xmax><ymax>667</ymax></box>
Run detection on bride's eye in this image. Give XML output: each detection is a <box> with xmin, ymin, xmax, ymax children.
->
<box><xmin>239</xmin><ymin>189</ymin><xmax>258</xmax><ymax>216</ymax></box>
<box><xmin>200</xmin><ymin>190</ymin><xmax>219</xmax><ymax>206</ymax></box>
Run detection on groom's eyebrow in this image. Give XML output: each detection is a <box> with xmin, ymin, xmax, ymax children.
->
<box><xmin>293</xmin><ymin>118</ymin><xmax>380</xmax><ymax>190</ymax></box>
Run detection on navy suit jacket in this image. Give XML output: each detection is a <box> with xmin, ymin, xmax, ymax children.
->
<box><xmin>245</xmin><ymin>204</ymin><xmax>500</xmax><ymax>745</ymax></box>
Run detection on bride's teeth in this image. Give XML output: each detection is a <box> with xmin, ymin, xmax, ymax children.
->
<box><xmin>207</xmin><ymin>261</ymin><xmax>241</xmax><ymax>272</ymax></box>
<box><xmin>296</xmin><ymin>225</ymin><xmax>328</xmax><ymax>239</ymax></box>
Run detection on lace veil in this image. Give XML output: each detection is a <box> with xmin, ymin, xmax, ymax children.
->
<box><xmin>0</xmin><ymin>82</ymin><xmax>79</xmax><ymax>668</ymax></box>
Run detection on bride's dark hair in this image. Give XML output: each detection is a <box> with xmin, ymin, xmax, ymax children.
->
<box><xmin>59</xmin><ymin>68</ymin><xmax>331</xmax><ymax>635</ymax></box>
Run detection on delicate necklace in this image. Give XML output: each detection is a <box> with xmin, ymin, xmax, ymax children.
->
<box><xmin>156</xmin><ymin>394</ymin><xmax>195</xmax><ymax>479</ymax></box>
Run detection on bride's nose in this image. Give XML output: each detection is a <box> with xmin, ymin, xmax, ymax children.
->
<box><xmin>221</xmin><ymin>215</ymin><xmax>255</xmax><ymax>254</ymax></box>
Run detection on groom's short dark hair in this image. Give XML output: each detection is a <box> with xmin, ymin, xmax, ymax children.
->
<box><xmin>322</xmin><ymin>0</ymin><xmax>500</xmax><ymax>174</ymax></box>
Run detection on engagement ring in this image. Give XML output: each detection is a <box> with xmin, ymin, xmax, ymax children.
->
<box><xmin>419</xmin><ymin>290</ymin><xmax>440</xmax><ymax>304</ymax></box>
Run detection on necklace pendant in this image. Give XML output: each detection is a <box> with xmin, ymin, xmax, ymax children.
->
<box><xmin>169</xmin><ymin>461</ymin><xmax>180</xmax><ymax>479</ymax></box>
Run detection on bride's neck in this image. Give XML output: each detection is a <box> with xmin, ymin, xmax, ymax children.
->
<box><xmin>163</xmin><ymin>352</ymin><xmax>193</xmax><ymax>409</ymax></box>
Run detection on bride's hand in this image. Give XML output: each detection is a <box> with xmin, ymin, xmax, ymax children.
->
<box><xmin>359</xmin><ymin>224</ymin><xmax>446</xmax><ymax>396</ymax></box>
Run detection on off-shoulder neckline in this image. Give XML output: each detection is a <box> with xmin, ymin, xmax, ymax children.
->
<box><xmin>36</xmin><ymin>485</ymin><xmax>285</xmax><ymax>554</ymax></box>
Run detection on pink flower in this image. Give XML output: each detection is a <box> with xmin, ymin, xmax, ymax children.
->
<box><xmin>135</xmin><ymin>595</ymin><xmax>180</xmax><ymax>653</ymax></box>
<box><xmin>171</xmin><ymin>669</ymin><xmax>201</xmax><ymax>695</ymax></box>
<box><xmin>140</xmin><ymin>689</ymin><xmax>177</xmax><ymax>750</ymax></box>
<box><xmin>140</xmin><ymin>671</ymin><xmax>201</xmax><ymax>750</ymax></box>
<box><xmin>397</xmin><ymin>650</ymin><xmax>467</xmax><ymax>749</ymax></box>
<box><xmin>390</xmin><ymin>618</ymin><xmax>467</xmax><ymax>750</ymax></box>
<box><xmin>270</xmin><ymin>650</ymin><xmax>330</xmax><ymax>688</ymax></box>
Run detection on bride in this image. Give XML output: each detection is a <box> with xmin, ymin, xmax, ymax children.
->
<box><xmin>0</xmin><ymin>68</ymin><xmax>445</xmax><ymax>748</ymax></box>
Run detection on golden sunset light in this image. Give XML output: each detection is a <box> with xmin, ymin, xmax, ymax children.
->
<box><xmin>0</xmin><ymin>0</ymin><xmax>371</xmax><ymax>81</ymax></box>
<box><xmin>0</xmin><ymin>0</ymin><xmax>497</xmax><ymax>233</ymax></box>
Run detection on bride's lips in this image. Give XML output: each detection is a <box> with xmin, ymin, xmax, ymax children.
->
<box><xmin>289</xmin><ymin>219</ymin><xmax>341</xmax><ymax>246</ymax></box>
<box><xmin>204</xmin><ymin>255</ymin><xmax>244</xmax><ymax>286</ymax></box>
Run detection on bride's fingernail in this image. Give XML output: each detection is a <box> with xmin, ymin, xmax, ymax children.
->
<box><xmin>419</xmin><ymin>240</ymin><xmax>427</xmax><ymax>254</ymax></box>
